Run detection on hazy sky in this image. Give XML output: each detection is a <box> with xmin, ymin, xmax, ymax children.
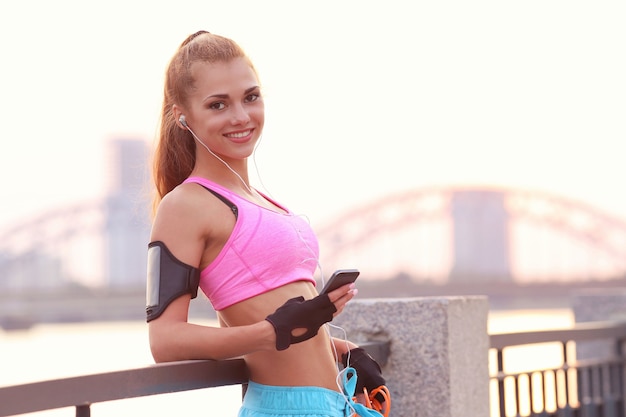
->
<box><xmin>1</xmin><ymin>0</ymin><xmax>625</xmax><ymax>233</ymax></box>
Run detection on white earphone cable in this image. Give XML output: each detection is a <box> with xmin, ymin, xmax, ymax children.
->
<box><xmin>185</xmin><ymin>123</ymin><xmax>254</xmax><ymax>195</ymax></box>
<box><xmin>185</xmin><ymin>120</ymin><xmax>354</xmax><ymax>410</ymax></box>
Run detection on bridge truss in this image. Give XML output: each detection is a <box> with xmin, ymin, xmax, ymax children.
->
<box><xmin>315</xmin><ymin>186</ymin><xmax>626</xmax><ymax>283</ymax></box>
<box><xmin>1</xmin><ymin>187</ymin><xmax>625</xmax><ymax>290</ymax></box>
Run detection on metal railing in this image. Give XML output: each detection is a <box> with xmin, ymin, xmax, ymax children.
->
<box><xmin>4</xmin><ymin>321</ymin><xmax>626</xmax><ymax>417</ymax></box>
<box><xmin>0</xmin><ymin>341</ymin><xmax>389</xmax><ymax>417</ymax></box>
<box><xmin>490</xmin><ymin>320</ymin><xmax>626</xmax><ymax>417</ymax></box>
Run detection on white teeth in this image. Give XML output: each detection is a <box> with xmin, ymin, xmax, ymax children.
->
<box><xmin>226</xmin><ymin>130</ymin><xmax>251</xmax><ymax>138</ymax></box>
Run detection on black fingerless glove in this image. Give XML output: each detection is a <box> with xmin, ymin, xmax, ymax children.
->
<box><xmin>342</xmin><ymin>347</ymin><xmax>387</xmax><ymax>401</ymax></box>
<box><xmin>265</xmin><ymin>294</ymin><xmax>337</xmax><ymax>351</ymax></box>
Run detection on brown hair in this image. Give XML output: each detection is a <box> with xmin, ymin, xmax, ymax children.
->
<box><xmin>151</xmin><ymin>31</ymin><xmax>254</xmax><ymax>213</ymax></box>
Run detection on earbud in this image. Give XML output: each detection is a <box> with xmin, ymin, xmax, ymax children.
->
<box><xmin>179</xmin><ymin>115</ymin><xmax>188</xmax><ymax>128</ymax></box>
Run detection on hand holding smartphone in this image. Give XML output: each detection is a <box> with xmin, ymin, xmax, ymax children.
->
<box><xmin>320</xmin><ymin>269</ymin><xmax>360</xmax><ymax>295</ymax></box>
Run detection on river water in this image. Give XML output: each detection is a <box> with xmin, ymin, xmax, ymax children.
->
<box><xmin>0</xmin><ymin>309</ymin><xmax>574</xmax><ymax>416</ymax></box>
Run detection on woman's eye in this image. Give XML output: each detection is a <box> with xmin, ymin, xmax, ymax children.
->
<box><xmin>245</xmin><ymin>93</ymin><xmax>260</xmax><ymax>103</ymax></box>
<box><xmin>209</xmin><ymin>102</ymin><xmax>226</xmax><ymax>110</ymax></box>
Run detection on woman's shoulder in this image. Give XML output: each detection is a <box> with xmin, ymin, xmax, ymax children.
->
<box><xmin>158</xmin><ymin>182</ymin><xmax>208</xmax><ymax>214</ymax></box>
<box><xmin>155</xmin><ymin>182</ymin><xmax>232</xmax><ymax>226</ymax></box>
<box><xmin>152</xmin><ymin>182</ymin><xmax>234</xmax><ymax>243</ymax></box>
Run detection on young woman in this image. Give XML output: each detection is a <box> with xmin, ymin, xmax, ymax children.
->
<box><xmin>146</xmin><ymin>31</ymin><xmax>386</xmax><ymax>417</ymax></box>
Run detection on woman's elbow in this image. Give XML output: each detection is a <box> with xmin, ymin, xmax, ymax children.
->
<box><xmin>149</xmin><ymin>322</ymin><xmax>176</xmax><ymax>363</ymax></box>
<box><xmin>150</xmin><ymin>342</ymin><xmax>169</xmax><ymax>363</ymax></box>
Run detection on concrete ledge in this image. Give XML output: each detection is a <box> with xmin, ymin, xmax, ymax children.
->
<box><xmin>332</xmin><ymin>296</ymin><xmax>490</xmax><ymax>417</ymax></box>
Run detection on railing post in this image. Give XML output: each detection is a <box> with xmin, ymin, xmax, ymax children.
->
<box><xmin>75</xmin><ymin>404</ymin><xmax>90</xmax><ymax>417</ymax></box>
<box><xmin>560</xmin><ymin>341</ymin><xmax>573</xmax><ymax>416</ymax></box>
<box><xmin>497</xmin><ymin>349</ymin><xmax>506</xmax><ymax>417</ymax></box>
<box><xmin>333</xmin><ymin>296</ymin><xmax>490</xmax><ymax>417</ymax></box>
<box><xmin>616</xmin><ymin>338</ymin><xmax>626</xmax><ymax>416</ymax></box>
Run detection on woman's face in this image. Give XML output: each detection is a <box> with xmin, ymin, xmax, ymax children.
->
<box><xmin>184</xmin><ymin>57</ymin><xmax>264</xmax><ymax>162</ymax></box>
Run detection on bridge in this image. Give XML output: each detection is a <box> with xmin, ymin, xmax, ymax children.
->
<box><xmin>1</xmin><ymin>138</ymin><xmax>626</xmax><ymax>323</ymax></box>
<box><xmin>2</xmin><ymin>176</ymin><xmax>626</xmax><ymax>328</ymax></box>
<box><xmin>1</xmin><ymin>183</ymin><xmax>626</xmax><ymax>295</ymax></box>
<box><xmin>316</xmin><ymin>186</ymin><xmax>626</xmax><ymax>284</ymax></box>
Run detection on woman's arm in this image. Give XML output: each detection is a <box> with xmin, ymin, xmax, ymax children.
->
<box><xmin>149</xmin><ymin>295</ymin><xmax>276</xmax><ymax>362</ymax></box>
<box><xmin>148</xmin><ymin>185</ymin><xmax>274</xmax><ymax>361</ymax></box>
<box><xmin>150</xmin><ymin>286</ymin><xmax>357</xmax><ymax>362</ymax></box>
<box><xmin>331</xmin><ymin>337</ymin><xmax>388</xmax><ymax>406</ymax></box>
<box><xmin>330</xmin><ymin>336</ymin><xmax>359</xmax><ymax>359</ymax></box>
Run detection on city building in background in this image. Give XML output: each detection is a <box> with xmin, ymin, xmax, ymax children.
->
<box><xmin>0</xmin><ymin>138</ymin><xmax>151</xmax><ymax>293</ymax></box>
<box><xmin>448</xmin><ymin>190</ymin><xmax>512</xmax><ymax>283</ymax></box>
<box><xmin>104</xmin><ymin>138</ymin><xmax>151</xmax><ymax>288</ymax></box>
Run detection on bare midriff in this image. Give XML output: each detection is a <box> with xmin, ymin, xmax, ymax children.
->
<box><xmin>219</xmin><ymin>280</ymin><xmax>342</xmax><ymax>391</ymax></box>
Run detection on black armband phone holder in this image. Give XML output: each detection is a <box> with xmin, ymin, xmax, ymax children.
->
<box><xmin>146</xmin><ymin>241</ymin><xmax>200</xmax><ymax>322</ymax></box>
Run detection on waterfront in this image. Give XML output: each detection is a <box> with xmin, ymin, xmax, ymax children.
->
<box><xmin>0</xmin><ymin>308</ymin><xmax>574</xmax><ymax>417</ymax></box>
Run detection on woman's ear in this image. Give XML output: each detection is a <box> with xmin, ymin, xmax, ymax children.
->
<box><xmin>172</xmin><ymin>105</ymin><xmax>187</xmax><ymax>130</ymax></box>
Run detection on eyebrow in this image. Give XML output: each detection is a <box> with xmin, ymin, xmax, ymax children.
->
<box><xmin>203</xmin><ymin>86</ymin><xmax>260</xmax><ymax>103</ymax></box>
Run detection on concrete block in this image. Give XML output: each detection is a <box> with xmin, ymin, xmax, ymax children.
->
<box><xmin>331</xmin><ymin>296</ymin><xmax>490</xmax><ymax>417</ymax></box>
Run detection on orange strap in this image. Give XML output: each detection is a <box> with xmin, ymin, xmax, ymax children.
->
<box><xmin>352</xmin><ymin>385</ymin><xmax>391</xmax><ymax>417</ymax></box>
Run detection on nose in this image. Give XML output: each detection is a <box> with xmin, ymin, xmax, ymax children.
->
<box><xmin>231</xmin><ymin>104</ymin><xmax>250</xmax><ymax>125</ymax></box>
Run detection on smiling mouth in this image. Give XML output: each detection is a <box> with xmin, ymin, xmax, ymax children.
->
<box><xmin>225</xmin><ymin>129</ymin><xmax>253</xmax><ymax>139</ymax></box>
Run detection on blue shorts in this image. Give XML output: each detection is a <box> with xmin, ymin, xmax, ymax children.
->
<box><xmin>238</xmin><ymin>381</ymin><xmax>351</xmax><ymax>417</ymax></box>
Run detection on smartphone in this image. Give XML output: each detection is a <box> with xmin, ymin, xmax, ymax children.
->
<box><xmin>320</xmin><ymin>269</ymin><xmax>360</xmax><ymax>295</ymax></box>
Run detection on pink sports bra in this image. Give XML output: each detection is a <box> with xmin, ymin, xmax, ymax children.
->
<box><xmin>183</xmin><ymin>176</ymin><xmax>319</xmax><ymax>311</ymax></box>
